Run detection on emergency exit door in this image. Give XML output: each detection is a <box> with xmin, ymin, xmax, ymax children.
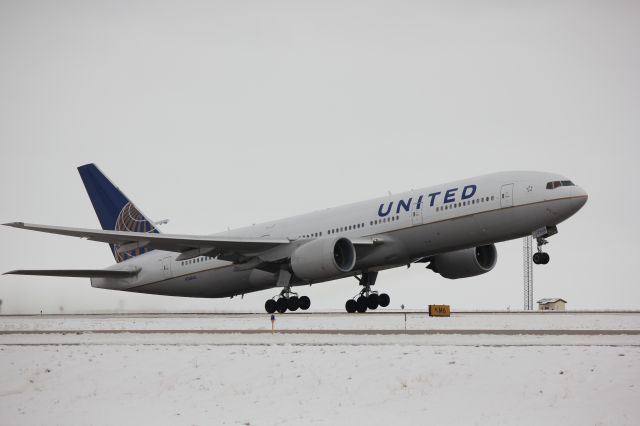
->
<box><xmin>501</xmin><ymin>184</ymin><xmax>514</xmax><ymax>208</ymax></box>
<box><xmin>161</xmin><ymin>256</ymin><xmax>172</xmax><ymax>279</ymax></box>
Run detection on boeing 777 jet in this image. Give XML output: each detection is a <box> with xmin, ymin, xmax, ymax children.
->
<box><xmin>3</xmin><ymin>164</ymin><xmax>588</xmax><ymax>313</ymax></box>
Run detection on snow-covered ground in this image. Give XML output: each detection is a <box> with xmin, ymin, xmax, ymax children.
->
<box><xmin>1</xmin><ymin>313</ymin><xmax>639</xmax><ymax>426</ymax></box>
<box><xmin>2</xmin><ymin>311</ymin><xmax>640</xmax><ymax>332</ymax></box>
<box><xmin>1</xmin><ymin>344</ymin><xmax>639</xmax><ymax>426</ymax></box>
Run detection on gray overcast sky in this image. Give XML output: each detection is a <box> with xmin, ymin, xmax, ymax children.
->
<box><xmin>1</xmin><ymin>0</ymin><xmax>638</xmax><ymax>313</ymax></box>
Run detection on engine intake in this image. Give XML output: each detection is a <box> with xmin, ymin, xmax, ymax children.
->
<box><xmin>291</xmin><ymin>237</ymin><xmax>356</xmax><ymax>281</ymax></box>
<box><xmin>429</xmin><ymin>244</ymin><xmax>497</xmax><ymax>279</ymax></box>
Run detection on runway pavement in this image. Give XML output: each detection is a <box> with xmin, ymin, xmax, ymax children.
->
<box><xmin>2</xmin><ymin>311</ymin><xmax>639</xmax><ymax>346</ymax></box>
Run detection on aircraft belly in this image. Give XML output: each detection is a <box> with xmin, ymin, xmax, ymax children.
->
<box><xmin>127</xmin><ymin>267</ymin><xmax>277</xmax><ymax>298</ymax></box>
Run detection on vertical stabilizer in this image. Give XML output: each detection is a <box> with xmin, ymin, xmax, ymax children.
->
<box><xmin>77</xmin><ymin>164</ymin><xmax>159</xmax><ymax>262</ymax></box>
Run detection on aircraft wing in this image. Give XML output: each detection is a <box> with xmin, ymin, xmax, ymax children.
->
<box><xmin>3</xmin><ymin>269</ymin><xmax>139</xmax><ymax>278</ymax></box>
<box><xmin>3</xmin><ymin>222</ymin><xmax>290</xmax><ymax>259</ymax></box>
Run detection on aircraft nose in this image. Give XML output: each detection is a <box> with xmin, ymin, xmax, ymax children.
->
<box><xmin>572</xmin><ymin>186</ymin><xmax>588</xmax><ymax>211</ymax></box>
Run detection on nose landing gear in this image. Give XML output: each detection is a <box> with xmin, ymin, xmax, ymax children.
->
<box><xmin>532</xmin><ymin>250</ymin><xmax>550</xmax><ymax>265</ymax></box>
<box><xmin>345</xmin><ymin>271</ymin><xmax>390</xmax><ymax>313</ymax></box>
<box><xmin>531</xmin><ymin>226</ymin><xmax>557</xmax><ymax>265</ymax></box>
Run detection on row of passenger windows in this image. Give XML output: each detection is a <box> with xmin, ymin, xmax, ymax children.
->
<box><xmin>370</xmin><ymin>215</ymin><xmax>400</xmax><ymax>226</ymax></box>
<box><xmin>299</xmin><ymin>232</ymin><xmax>323</xmax><ymax>239</ymax></box>
<box><xmin>546</xmin><ymin>180</ymin><xmax>574</xmax><ymax>189</ymax></box>
<box><xmin>298</xmin><ymin>215</ymin><xmax>404</xmax><ymax>240</ymax></box>
<box><xmin>328</xmin><ymin>222</ymin><xmax>366</xmax><ymax>234</ymax></box>
<box><xmin>180</xmin><ymin>256</ymin><xmax>213</xmax><ymax>267</ymax></box>
<box><xmin>292</xmin><ymin>194</ymin><xmax>499</xmax><ymax>240</ymax></box>
<box><xmin>435</xmin><ymin>196</ymin><xmax>494</xmax><ymax>212</ymax></box>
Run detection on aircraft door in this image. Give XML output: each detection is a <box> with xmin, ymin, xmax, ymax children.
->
<box><xmin>411</xmin><ymin>202</ymin><xmax>423</xmax><ymax>225</ymax></box>
<box><xmin>500</xmin><ymin>184</ymin><xmax>514</xmax><ymax>208</ymax></box>
<box><xmin>161</xmin><ymin>256</ymin><xmax>172</xmax><ymax>279</ymax></box>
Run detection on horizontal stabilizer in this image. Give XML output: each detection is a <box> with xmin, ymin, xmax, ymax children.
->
<box><xmin>3</xmin><ymin>269</ymin><xmax>139</xmax><ymax>278</ymax></box>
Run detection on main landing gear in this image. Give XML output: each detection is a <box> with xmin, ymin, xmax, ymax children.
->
<box><xmin>265</xmin><ymin>290</ymin><xmax>311</xmax><ymax>314</ymax></box>
<box><xmin>265</xmin><ymin>269</ymin><xmax>311</xmax><ymax>314</ymax></box>
<box><xmin>345</xmin><ymin>272</ymin><xmax>390</xmax><ymax>313</ymax></box>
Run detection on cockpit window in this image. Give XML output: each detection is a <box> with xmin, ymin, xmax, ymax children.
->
<box><xmin>546</xmin><ymin>180</ymin><xmax>575</xmax><ymax>189</ymax></box>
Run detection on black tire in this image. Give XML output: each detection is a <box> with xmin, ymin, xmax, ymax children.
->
<box><xmin>367</xmin><ymin>293</ymin><xmax>379</xmax><ymax>310</ymax></box>
<box><xmin>356</xmin><ymin>296</ymin><xmax>368</xmax><ymax>313</ymax></box>
<box><xmin>299</xmin><ymin>296</ymin><xmax>311</xmax><ymax>310</ymax></box>
<box><xmin>287</xmin><ymin>296</ymin><xmax>299</xmax><ymax>311</ymax></box>
<box><xmin>378</xmin><ymin>293</ymin><xmax>390</xmax><ymax>307</ymax></box>
<box><xmin>345</xmin><ymin>299</ymin><xmax>357</xmax><ymax>313</ymax></box>
<box><xmin>276</xmin><ymin>298</ymin><xmax>288</xmax><ymax>313</ymax></box>
<box><xmin>533</xmin><ymin>252</ymin><xmax>542</xmax><ymax>265</ymax></box>
<box><xmin>265</xmin><ymin>299</ymin><xmax>277</xmax><ymax>314</ymax></box>
<box><xmin>541</xmin><ymin>252</ymin><xmax>550</xmax><ymax>264</ymax></box>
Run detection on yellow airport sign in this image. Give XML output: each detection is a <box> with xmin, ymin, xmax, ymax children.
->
<box><xmin>429</xmin><ymin>304</ymin><xmax>451</xmax><ymax>317</ymax></box>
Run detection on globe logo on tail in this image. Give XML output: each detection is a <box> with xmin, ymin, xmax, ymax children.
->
<box><xmin>113</xmin><ymin>202</ymin><xmax>158</xmax><ymax>262</ymax></box>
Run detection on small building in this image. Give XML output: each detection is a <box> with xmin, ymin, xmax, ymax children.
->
<box><xmin>537</xmin><ymin>298</ymin><xmax>567</xmax><ymax>311</ymax></box>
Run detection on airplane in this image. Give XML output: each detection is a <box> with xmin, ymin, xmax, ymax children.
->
<box><xmin>3</xmin><ymin>164</ymin><xmax>588</xmax><ymax>313</ymax></box>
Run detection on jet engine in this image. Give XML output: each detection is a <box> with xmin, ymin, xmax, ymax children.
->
<box><xmin>428</xmin><ymin>244</ymin><xmax>497</xmax><ymax>279</ymax></box>
<box><xmin>291</xmin><ymin>237</ymin><xmax>356</xmax><ymax>281</ymax></box>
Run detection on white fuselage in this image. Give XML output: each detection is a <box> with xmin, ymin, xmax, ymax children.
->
<box><xmin>91</xmin><ymin>171</ymin><xmax>588</xmax><ymax>297</ymax></box>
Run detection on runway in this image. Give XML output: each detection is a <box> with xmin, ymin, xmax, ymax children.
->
<box><xmin>3</xmin><ymin>328</ymin><xmax>639</xmax><ymax>335</ymax></box>
<box><xmin>1</xmin><ymin>311</ymin><xmax>639</xmax><ymax>346</ymax></box>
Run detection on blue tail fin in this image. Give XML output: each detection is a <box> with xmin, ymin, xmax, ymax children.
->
<box><xmin>77</xmin><ymin>164</ymin><xmax>159</xmax><ymax>263</ymax></box>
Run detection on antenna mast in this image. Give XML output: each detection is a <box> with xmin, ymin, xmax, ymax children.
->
<box><xmin>523</xmin><ymin>236</ymin><xmax>534</xmax><ymax>310</ymax></box>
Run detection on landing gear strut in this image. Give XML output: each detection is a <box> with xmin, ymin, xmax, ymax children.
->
<box><xmin>345</xmin><ymin>271</ymin><xmax>390</xmax><ymax>313</ymax></box>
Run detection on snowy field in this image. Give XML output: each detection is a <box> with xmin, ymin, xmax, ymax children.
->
<box><xmin>1</xmin><ymin>313</ymin><xmax>639</xmax><ymax>426</ymax></box>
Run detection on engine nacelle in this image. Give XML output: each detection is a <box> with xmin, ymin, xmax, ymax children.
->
<box><xmin>291</xmin><ymin>237</ymin><xmax>356</xmax><ymax>281</ymax></box>
<box><xmin>429</xmin><ymin>244</ymin><xmax>497</xmax><ymax>279</ymax></box>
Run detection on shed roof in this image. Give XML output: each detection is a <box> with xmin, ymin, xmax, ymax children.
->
<box><xmin>537</xmin><ymin>298</ymin><xmax>567</xmax><ymax>305</ymax></box>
